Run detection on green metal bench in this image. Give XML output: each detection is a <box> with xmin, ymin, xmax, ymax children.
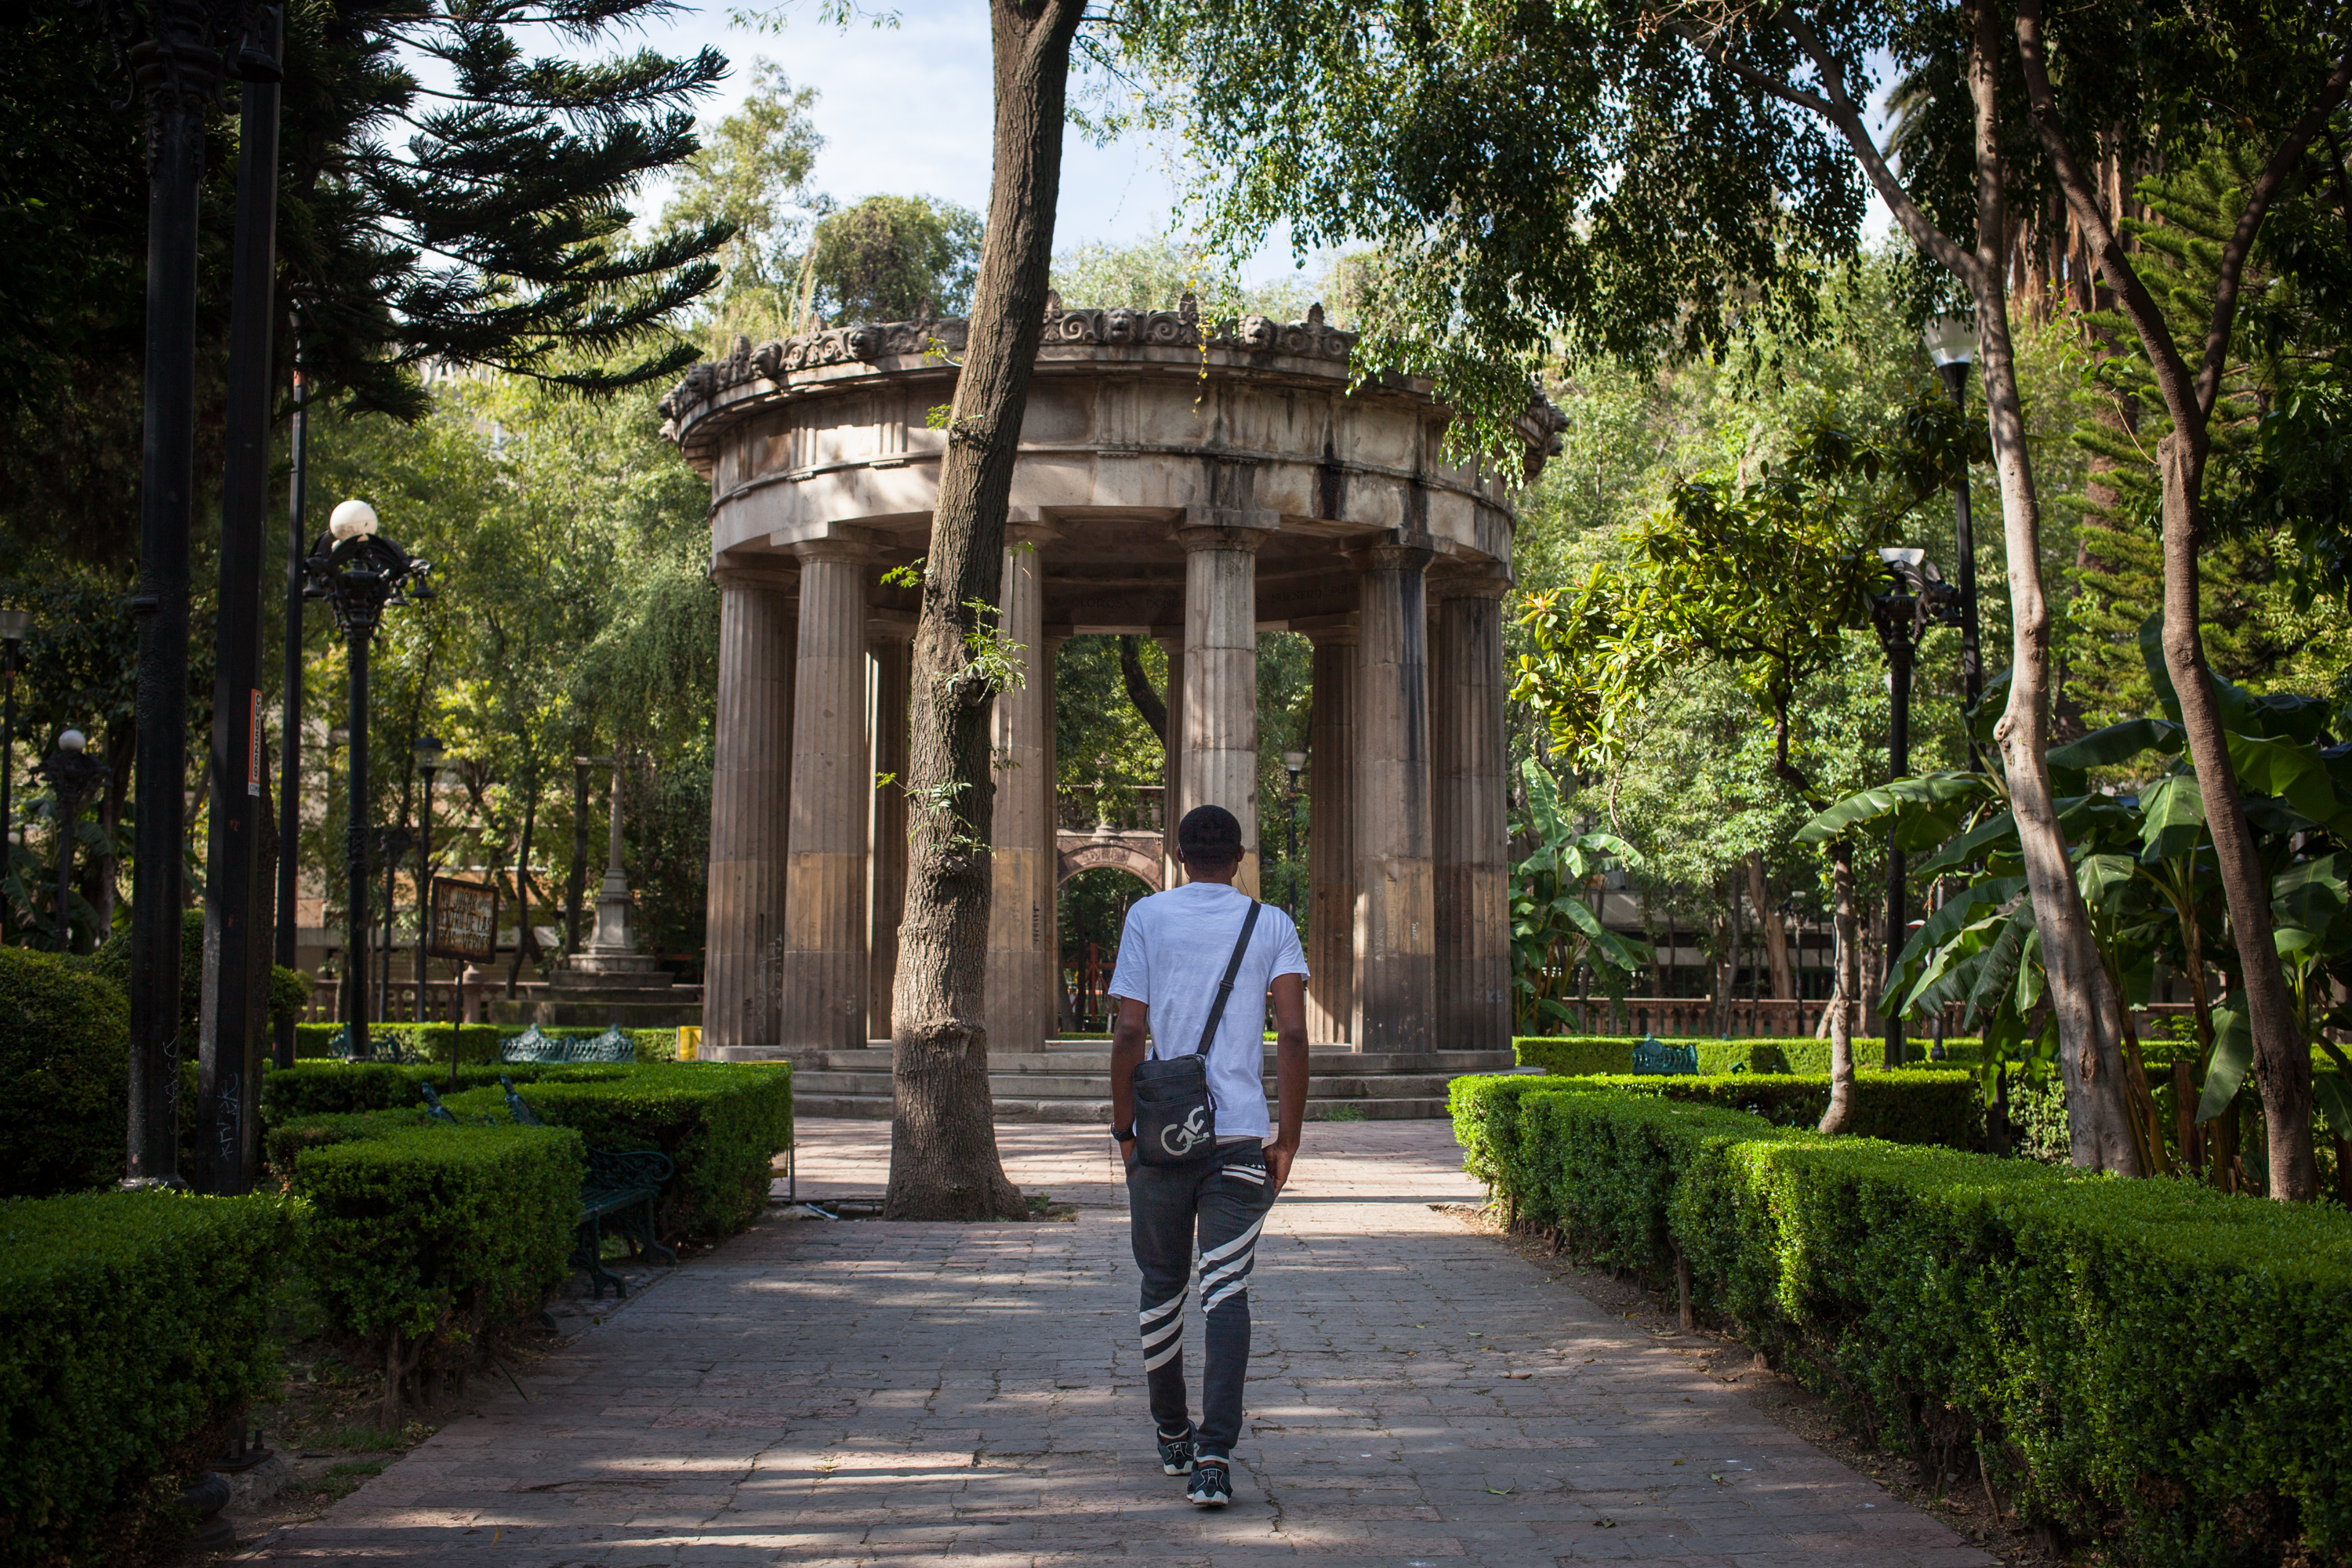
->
<box><xmin>498</xmin><ymin>1023</ymin><xmax>636</xmax><ymax>1065</ymax></box>
<box><xmin>497</xmin><ymin>1076</ymin><xmax>674</xmax><ymax>1300</ymax></box>
<box><xmin>1628</xmin><ymin>1036</ymin><xmax>1700</xmax><ymax>1075</ymax></box>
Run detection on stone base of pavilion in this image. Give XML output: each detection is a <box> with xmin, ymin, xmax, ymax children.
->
<box><xmin>728</xmin><ymin>1037</ymin><xmax>1518</xmax><ymax>1121</ymax></box>
<box><xmin>488</xmin><ymin>950</ymin><xmax>704</xmax><ymax>1030</ymax></box>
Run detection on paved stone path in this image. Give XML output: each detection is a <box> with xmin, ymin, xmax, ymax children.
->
<box><xmin>249</xmin><ymin>1120</ymin><xmax>1991</xmax><ymax>1567</ymax></box>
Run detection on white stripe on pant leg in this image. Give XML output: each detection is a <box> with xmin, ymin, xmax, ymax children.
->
<box><xmin>1203</xmin><ymin>1276</ymin><xmax>1250</xmax><ymax>1312</ymax></box>
<box><xmin>1139</xmin><ymin>1293</ymin><xmax>1186</xmax><ymax>1328</ymax></box>
<box><xmin>1199</xmin><ymin>1247</ymin><xmax>1254</xmax><ymax>1297</ymax></box>
<box><xmin>1142</xmin><ymin>1314</ymin><xmax>1184</xmax><ymax>1353</ymax></box>
<box><xmin>1200</xmin><ymin>1218</ymin><xmax>1265</xmax><ymax>1266</ymax></box>
<box><xmin>1144</xmin><ymin>1337</ymin><xmax>1185</xmax><ymax>1371</ymax></box>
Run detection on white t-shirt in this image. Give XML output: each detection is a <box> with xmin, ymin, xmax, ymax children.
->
<box><xmin>1107</xmin><ymin>882</ymin><xmax>1309</xmax><ymax>1142</ymax></box>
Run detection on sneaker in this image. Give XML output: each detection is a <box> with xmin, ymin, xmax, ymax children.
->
<box><xmin>1156</xmin><ymin>1426</ymin><xmax>1196</xmax><ymax>1476</ymax></box>
<box><xmin>1186</xmin><ymin>1459</ymin><xmax>1232</xmax><ymax>1508</ymax></box>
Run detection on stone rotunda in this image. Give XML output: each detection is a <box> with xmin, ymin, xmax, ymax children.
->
<box><xmin>659</xmin><ymin>299</ymin><xmax>1563</xmax><ymax>1098</ymax></box>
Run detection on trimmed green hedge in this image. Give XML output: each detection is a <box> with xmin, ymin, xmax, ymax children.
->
<box><xmin>1464</xmin><ymin>1087</ymin><xmax>2352</xmax><ymax>1564</ymax></box>
<box><xmin>441</xmin><ymin>1062</ymin><xmax>793</xmax><ymax>1240</ymax></box>
<box><xmin>1514</xmin><ymin>1034</ymin><xmax>1984</xmax><ymax>1076</ymax></box>
<box><xmin>292</xmin><ymin>1022</ymin><xmax>677</xmax><ymax>1064</ymax></box>
<box><xmin>0</xmin><ymin>949</ymin><xmax>131</xmax><ymax>1197</ymax></box>
<box><xmin>0</xmin><ymin>1190</ymin><xmax>294</xmax><ymax>1566</ymax></box>
<box><xmin>260</xmin><ymin>1060</ymin><xmax>633</xmax><ymax>1123</ymax></box>
<box><xmin>1450</xmin><ymin>1070</ymin><xmax>1978</xmax><ymax>1192</ymax></box>
<box><xmin>290</xmin><ymin>1121</ymin><xmax>582</xmax><ymax>1390</ymax></box>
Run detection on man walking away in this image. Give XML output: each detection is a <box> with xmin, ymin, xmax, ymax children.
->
<box><xmin>1109</xmin><ymin>804</ymin><xmax>1309</xmax><ymax>1508</ymax></box>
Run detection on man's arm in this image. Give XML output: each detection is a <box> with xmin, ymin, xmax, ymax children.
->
<box><xmin>1265</xmin><ymin>973</ymin><xmax>1308</xmax><ymax>1192</ymax></box>
<box><xmin>1110</xmin><ymin>996</ymin><xmax>1150</xmax><ymax>1158</ymax></box>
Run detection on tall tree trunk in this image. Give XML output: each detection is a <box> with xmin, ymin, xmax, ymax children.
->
<box><xmin>1748</xmin><ymin>854</ymin><xmax>1792</xmax><ymax>1000</ymax></box>
<box><xmin>2013</xmin><ymin>2</ymin><xmax>2347</xmax><ymax>1197</ymax></box>
<box><xmin>1117</xmin><ymin>633</ymin><xmax>1167</xmax><ymax>743</ymax></box>
<box><xmin>1819</xmin><ymin>841</ymin><xmax>1858</xmax><ymax>1133</ymax></box>
<box><xmin>564</xmin><ymin>750</ymin><xmax>590</xmax><ymax>956</ymax></box>
<box><xmin>886</xmin><ymin>0</ymin><xmax>1083</xmax><ymax>1220</ymax></box>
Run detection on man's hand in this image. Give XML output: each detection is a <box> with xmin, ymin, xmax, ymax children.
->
<box><xmin>1265</xmin><ymin>1139</ymin><xmax>1297</xmax><ymax>1195</ymax></box>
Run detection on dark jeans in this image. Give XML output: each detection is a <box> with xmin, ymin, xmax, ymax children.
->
<box><xmin>1126</xmin><ymin>1143</ymin><xmax>1276</xmax><ymax>1461</ymax></box>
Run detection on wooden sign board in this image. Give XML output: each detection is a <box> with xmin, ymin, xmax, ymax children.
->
<box><xmin>428</xmin><ymin>877</ymin><xmax>499</xmax><ymax>962</ymax></box>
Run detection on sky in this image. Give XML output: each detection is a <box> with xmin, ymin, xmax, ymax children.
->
<box><xmin>618</xmin><ymin>0</ymin><xmax>1319</xmax><ymax>288</ymax></box>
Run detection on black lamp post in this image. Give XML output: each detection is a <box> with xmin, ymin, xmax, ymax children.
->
<box><xmin>0</xmin><ymin>607</ymin><xmax>27</xmax><ymax>945</ymax></box>
<box><xmin>304</xmin><ymin>499</ymin><xmax>433</xmax><ymax>1064</ymax></box>
<box><xmin>1280</xmin><ymin>750</ymin><xmax>1306</xmax><ymax>923</ymax></box>
<box><xmin>1869</xmin><ymin>547</ymin><xmax>1963</xmax><ymax>1068</ymax></box>
<box><xmin>1922</xmin><ymin>316</ymin><xmax>1984</xmax><ymax>768</ymax></box>
<box><xmin>95</xmin><ymin>0</ymin><xmax>281</xmax><ymax>1191</ymax></box>
<box><xmin>274</xmin><ymin>345</ymin><xmax>310</xmax><ymax>1071</ymax></box>
<box><xmin>414</xmin><ymin>734</ymin><xmax>445</xmax><ymax>1029</ymax></box>
<box><xmin>38</xmin><ymin>730</ymin><xmax>110</xmax><ymax>953</ymax></box>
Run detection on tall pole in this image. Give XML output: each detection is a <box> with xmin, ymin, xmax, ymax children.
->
<box><xmin>1939</xmin><ymin>358</ymin><xmax>1983</xmax><ymax>770</ymax></box>
<box><xmin>124</xmin><ymin>1</ymin><xmax>223</xmax><ymax>1191</ymax></box>
<box><xmin>416</xmin><ymin>757</ymin><xmax>436</xmax><ymax>1028</ymax></box>
<box><xmin>0</xmin><ymin>625</ymin><xmax>20</xmax><ymax>946</ymax></box>
<box><xmin>199</xmin><ymin>1</ymin><xmax>284</xmax><ymax>1195</ymax></box>
<box><xmin>1885</xmin><ymin>626</ymin><xmax>1915</xmax><ymax>1069</ymax></box>
<box><xmin>274</xmin><ymin>346</ymin><xmax>309</xmax><ymax>1069</ymax></box>
<box><xmin>564</xmin><ymin>755</ymin><xmax>590</xmax><ymax>954</ymax></box>
<box><xmin>344</xmin><ymin>634</ymin><xmax>372</xmax><ymax>1062</ymax></box>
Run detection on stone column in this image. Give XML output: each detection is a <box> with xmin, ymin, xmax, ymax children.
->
<box><xmin>1352</xmin><ymin>541</ymin><xmax>1436</xmax><ymax>1054</ymax></box>
<box><xmin>985</xmin><ymin>538</ymin><xmax>1053</xmax><ymax>1052</ymax></box>
<box><xmin>703</xmin><ymin>561</ymin><xmax>795</xmax><ymax>1058</ymax></box>
<box><xmin>867</xmin><ymin>621</ymin><xmax>913</xmax><ymax>1042</ymax></box>
<box><xmin>1176</xmin><ymin>512</ymin><xmax>1271</xmax><ymax>895</ymax></box>
<box><xmin>782</xmin><ymin>543</ymin><xmax>870</xmax><ymax>1051</ymax></box>
<box><xmin>1039</xmin><ymin>634</ymin><xmax>1065</xmax><ymax>1034</ymax></box>
<box><xmin>1305</xmin><ymin>625</ymin><xmax>1358</xmax><ymax>1047</ymax></box>
<box><xmin>1155</xmin><ymin>631</ymin><xmax>1184</xmax><ymax>886</ymax></box>
<box><xmin>1431</xmin><ymin>571</ymin><xmax>1512</xmax><ymax>1053</ymax></box>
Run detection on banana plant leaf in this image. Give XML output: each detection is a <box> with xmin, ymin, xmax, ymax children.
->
<box><xmin>2195</xmin><ymin>1006</ymin><xmax>2253</xmax><ymax>1124</ymax></box>
<box><xmin>1915</xmin><ymin>810</ymin><xmax>2017</xmax><ymax>878</ymax></box>
<box><xmin>2316</xmin><ymin>1039</ymin><xmax>2352</xmax><ymax>1142</ymax></box>
<box><xmin>1964</xmin><ymin>905</ymin><xmax>2034</xmax><ymax>1031</ymax></box>
<box><xmin>2138</xmin><ymin>773</ymin><xmax>2205</xmax><ymax>862</ymax></box>
<box><xmin>2076</xmin><ymin>852</ymin><xmax>2139</xmax><ymax>912</ymax></box>
<box><xmin>2047</xmin><ymin>717</ymin><xmax>2183</xmax><ymax>771</ymax></box>
<box><xmin>1796</xmin><ymin>772</ymin><xmax>1990</xmax><ymax>845</ymax></box>
<box><xmin>2228</xmin><ymin>731</ymin><xmax>2340</xmax><ymax>824</ymax></box>
<box><xmin>2274</xmin><ymin>851</ymin><xmax>2350</xmax><ymax>901</ymax></box>
<box><xmin>1889</xmin><ymin>875</ymin><xmax>2027</xmax><ymax>975</ymax></box>
<box><xmin>1559</xmin><ymin>895</ymin><xmax>1654</xmax><ymax>975</ymax></box>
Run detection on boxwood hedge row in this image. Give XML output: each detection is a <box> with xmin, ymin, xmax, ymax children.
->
<box><xmin>1457</xmin><ymin>1082</ymin><xmax>2352</xmax><ymax>1566</ymax></box>
<box><xmin>1512</xmin><ymin>1034</ymin><xmax>1984</xmax><ymax>1076</ymax></box>
<box><xmin>0</xmin><ymin>1191</ymin><xmax>294</xmax><ymax>1566</ymax></box>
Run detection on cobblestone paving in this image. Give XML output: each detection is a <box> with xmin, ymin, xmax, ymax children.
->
<box><xmin>249</xmin><ymin>1120</ymin><xmax>1991</xmax><ymax>1567</ymax></box>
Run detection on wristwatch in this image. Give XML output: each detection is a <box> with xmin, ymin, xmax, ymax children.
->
<box><xmin>1110</xmin><ymin>1124</ymin><xmax>1134</xmax><ymax>1142</ymax></box>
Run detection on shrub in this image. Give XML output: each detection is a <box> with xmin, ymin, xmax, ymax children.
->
<box><xmin>259</xmin><ymin>1060</ymin><xmax>632</xmax><ymax>1125</ymax></box>
<box><xmin>0</xmin><ymin>948</ymin><xmax>131</xmax><ymax>1197</ymax></box>
<box><xmin>444</xmin><ymin>1062</ymin><xmax>793</xmax><ymax>1240</ymax></box>
<box><xmin>0</xmin><ymin>1190</ymin><xmax>294</xmax><ymax>1566</ymax></box>
<box><xmin>290</xmin><ymin>1022</ymin><xmax>677</xmax><ymax>1064</ymax></box>
<box><xmin>1514</xmin><ymin>1033</ymin><xmax>1984</xmax><ymax>1076</ymax></box>
<box><xmin>1464</xmin><ymin>1087</ymin><xmax>2352</xmax><ymax>1565</ymax></box>
<box><xmin>289</xmin><ymin>1121</ymin><xmax>582</xmax><ymax>1421</ymax></box>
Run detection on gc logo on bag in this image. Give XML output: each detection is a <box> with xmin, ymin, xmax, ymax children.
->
<box><xmin>1162</xmin><ymin>1105</ymin><xmax>1210</xmax><ymax>1158</ymax></box>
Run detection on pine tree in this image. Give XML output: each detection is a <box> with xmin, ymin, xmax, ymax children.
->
<box><xmin>2062</xmin><ymin>149</ymin><xmax>2292</xmax><ymax>724</ymax></box>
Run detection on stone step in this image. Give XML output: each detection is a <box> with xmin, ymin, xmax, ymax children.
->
<box><xmin>791</xmin><ymin>1068</ymin><xmax>1467</xmax><ymax>1099</ymax></box>
<box><xmin>780</xmin><ymin>1047</ymin><xmax>1514</xmax><ymax>1076</ymax></box>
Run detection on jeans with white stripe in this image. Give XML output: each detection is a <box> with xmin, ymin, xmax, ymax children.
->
<box><xmin>1127</xmin><ymin>1145</ymin><xmax>1276</xmax><ymax>1461</ymax></box>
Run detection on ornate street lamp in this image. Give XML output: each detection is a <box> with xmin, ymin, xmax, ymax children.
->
<box><xmin>304</xmin><ymin>499</ymin><xmax>433</xmax><ymax>1063</ymax></box>
<box><xmin>1870</xmin><ymin>548</ymin><xmax>1963</xmax><ymax>1067</ymax></box>
<box><xmin>1921</xmin><ymin>316</ymin><xmax>1985</xmax><ymax>768</ymax></box>
<box><xmin>38</xmin><ymin>730</ymin><xmax>110</xmax><ymax>953</ymax></box>
<box><xmin>414</xmin><ymin>734</ymin><xmax>445</xmax><ymax>1028</ymax></box>
<box><xmin>1280</xmin><ymin>750</ymin><xmax>1307</xmax><ymax>923</ymax></box>
<box><xmin>0</xmin><ymin>607</ymin><xmax>27</xmax><ymax>945</ymax></box>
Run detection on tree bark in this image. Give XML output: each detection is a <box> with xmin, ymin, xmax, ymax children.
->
<box><xmin>1748</xmin><ymin>854</ymin><xmax>1792</xmax><ymax>1000</ymax></box>
<box><xmin>1117</xmin><ymin>633</ymin><xmax>1167</xmax><ymax>743</ymax></box>
<box><xmin>1820</xmin><ymin>840</ymin><xmax>1858</xmax><ymax>1134</ymax></box>
<box><xmin>564</xmin><ymin>750</ymin><xmax>590</xmax><ymax>956</ymax></box>
<box><xmin>886</xmin><ymin>0</ymin><xmax>1083</xmax><ymax>1220</ymax></box>
<box><xmin>2011</xmin><ymin>1</ymin><xmax>2347</xmax><ymax>1197</ymax></box>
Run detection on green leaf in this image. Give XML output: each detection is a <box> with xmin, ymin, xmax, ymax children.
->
<box><xmin>2137</xmin><ymin>773</ymin><xmax>2205</xmax><ymax>862</ymax></box>
<box><xmin>2227</xmin><ymin>732</ymin><xmax>2339</xmax><ymax>823</ymax></box>
<box><xmin>2047</xmin><ymin>717</ymin><xmax>2183</xmax><ymax>771</ymax></box>
<box><xmin>1914</xmin><ymin>810</ymin><xmax>2016</xmax><ymax>879</ymax></box>
<box><xmin>1964</xmin><ymin>906</ymin><xmax>2034</xmax><ymax>1030</ymax></box>
<box><xmin>2076</xmin><ymin>853</ymin><xmax>2138</xmax><ymax>911</ymax></box>
<box><xmin>1795</xmin><ymin>773</ymin><xmax>1988</xmax><ymax>844</ymax></box>
<box><xmin>2312</xmin><ymin>1073</ymin><xmax>2352</xmax><ymax>1143</ymax></box>
<box><xmin>2195</xmin><ymin>1007</ymin><xmax>2252</xmax><ymax>1123</ymax></box>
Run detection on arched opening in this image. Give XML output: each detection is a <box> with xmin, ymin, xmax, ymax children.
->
<box><xmin>1058</xmin><ymin>866</ymin><xmax>1153</xmax><ymax>1033</ymax></box>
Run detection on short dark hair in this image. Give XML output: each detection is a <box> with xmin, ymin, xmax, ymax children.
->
<box><xmin>1176</xmin><ymin>804</ymin><xmax>1244</xmax><ymax>869</ymax></box>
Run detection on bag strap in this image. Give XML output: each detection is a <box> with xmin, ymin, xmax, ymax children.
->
<box><xmin>1192</xmin><ymin>900</ymin><xmax>1262</xmax><ymax>1058</ymax></box>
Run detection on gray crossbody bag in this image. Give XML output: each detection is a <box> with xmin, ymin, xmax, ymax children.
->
<box><xmin>1131</xmin><ymin>901</ymin><xmax>1261</xmax><ymax>1167</ymax></box>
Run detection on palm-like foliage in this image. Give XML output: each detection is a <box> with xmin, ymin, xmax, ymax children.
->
<box><xmin>1510</xmin><ymin>760</ymin><xmax>1652</xmax><ymax>1036</ymax></box>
